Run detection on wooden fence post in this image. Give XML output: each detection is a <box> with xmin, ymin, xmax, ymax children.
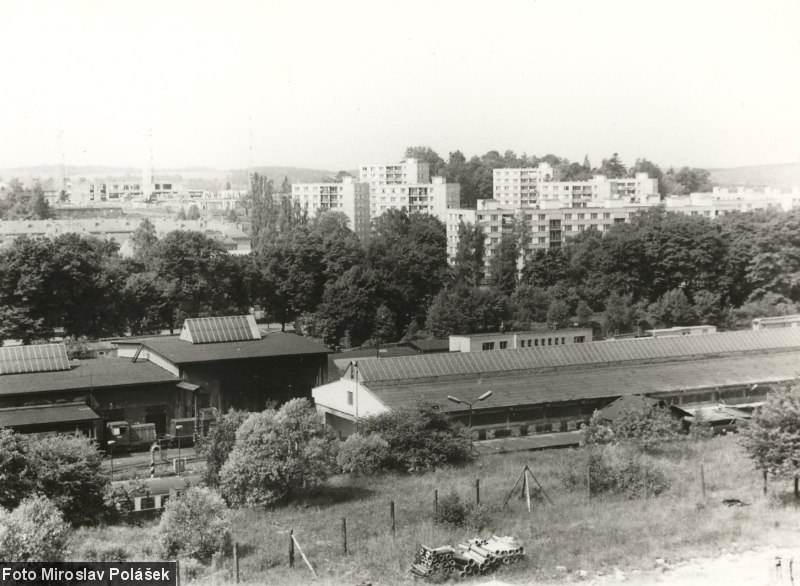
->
<box><xmin>342</xmin><ymin>518</ymin><xmax>347</xmax><ymax>554</ymax></box>
<box><xmin>175</xmin><ymin>560</ymin><xmax>181</xmax><ymax>586</ymax></box>
<box><xmin>289</xmin><ymin>529</ymin><xmax>295</xmax><ymax>568</ymax></box>
<box><xmin>234</xmin><ymin>541</ymin><xmax>239</xmax><ymax>584</ymax></box>
<box><xmin>700</xmin><ymin>463</ymin><xmax>706</xmax><ymax>498</ymax></box>
<box><xmin>763</xmin><ymin>470</ymin><xmax>768</xmax><ymax>496</ymax></box>
<box><xmin>476</xmin><ymin>478</ymin><xmax>480</xmax><ymax>506</ymax></box>
<box><xmin>434</xmin><ymin>489</ymin><xmax>438</xmax><ymax>517</ymax></box>
<box><xmin>390</xmin><ymin>501</ymin><xmax>396</xmax><ymax>538</ymax></box>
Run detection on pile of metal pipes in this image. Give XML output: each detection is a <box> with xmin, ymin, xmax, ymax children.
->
<box><xmin>410</xmin><ymin>545</ymin><xmax>456</xmax><ymax>579</ymax></box>
<box><xmin>451</xmin><ymin>536</ymin><xmax>524</xmax><ymax>578</ymax></box>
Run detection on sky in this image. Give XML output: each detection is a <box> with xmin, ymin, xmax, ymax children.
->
<box><xmin>0</xmin><ymin>0</ymin><xmax>799</xmax><ymax>172</ymax></box>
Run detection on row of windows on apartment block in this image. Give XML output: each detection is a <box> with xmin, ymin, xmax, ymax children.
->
<box><xmin>481</xmin><ymin>335</ymin><xmax>586</xmax><ymax>351</ymax></box>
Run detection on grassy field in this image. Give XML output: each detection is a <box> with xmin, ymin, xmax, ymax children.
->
<box><xmin>72</xmin><ymin>436</ymin><xmax>800</xmax><ymax>585</ymax></box>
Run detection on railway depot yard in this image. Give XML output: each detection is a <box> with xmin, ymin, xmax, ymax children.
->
<box><xmin>71</xmin><ymin>435</ymin><xmax>800</xmax><ymax>585</ymax></box>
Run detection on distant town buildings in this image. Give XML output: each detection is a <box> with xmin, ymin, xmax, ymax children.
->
<box><xmin>359</xmin><ymin>157</ymin><xmax>430</xmax><ymax>188</ymax></box>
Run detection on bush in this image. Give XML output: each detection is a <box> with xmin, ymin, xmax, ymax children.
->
<box><xmin>434</xmin><ymin>490</ymin><xmax>492</xmax><ymax>530</ymax></box>
<box><xmin>197</xmin><ymin>409</ymin><xmax>249</xmax><ymax>487</ymax></box>
<box><xmin>336</xmin><ymin>433</ymin><xmax>390</xmax><ymax>475</ymax></box>
<box><xmin>0</xmin><ymin>429</ymin><xmax>109</xmax><ymax>526</ymax></box>
<box><xmin>564</xmin><ymin>445</ymin><xmax>670</xmax><ymax>498</ymax></box>
<box><xmin>582</xmin><ymin>410</ymin><xmax>615</xmax><ymax>446</ymax></box>
<box><xmin>26</xmin><ymin>434</ymin><xmax>109</xmax><ymax>526</ymax></box>
<box><xmin>158</xmin><ymin>486</ymin><xmax>232</xmax><ymax>563</ymax></box>
<box><xmin>0</xmin><ymin>495</ymin><xmax>70</xmax><ymax>561</ymax></box>
<box><xmin>0</xmin><ymin>428</ymin><xmax>34</xmax><ymax>509</ymax></box>
<box><xmin>434</xmin><ymin>490</ymin><xmax>469</xmax><ymax>526</ymax></box>
<box><xmin>81</xmin><ymin>543</ymin><xmax>129</xmax><ymax>562</ymax></box>
<box><xmin>363</xmin><ymin>404</ymin><xmax>474</xmax><ymax>473</ymax></box>
<box><xmin>219</xmin><ymin>399</ymin><xmax>338</xmax><ymax>508</ymax></box>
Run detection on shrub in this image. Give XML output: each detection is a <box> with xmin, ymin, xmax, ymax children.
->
<box><xmin>0</xmin><ymin>495</ymin><xmax>70</xmax><ymax>561</ymax></box>
<box><xmin>158</xmin><ymin>487</ymin><xmax>232</xmax><ymax>563</ymax></box>
<box><xmin>434</xmin><ymin>490</ymin><xmax>469</xmax><ymax>527</ymax></box>
<box><xmin>336</xmin><ymin>433</ymin><xmax>390</xmax><ymax>475</ymax></box>
<box><xmin>196</xmin><ymin>409</ymin><xmax>249</xmax><ymax>487</ymax></box>
<box><xmin>0</xmin><ymin>429</ymin><xmax>109</xmax><ymax>526</ymax></box>
<box><xmin>81</xmin><ymin>543</ymin><xmax>129</xmax><ymax>562</ymax></box>
<box><xmin>26</xmin><ymin>434</ymin><xmax>109</xmax><ymax>526</ymax></box>
<box><xmin>688</xmin><ymin>409</ymin><xmax>714</xmax><ymax>441</ymax></box>
<box><xmin>434</xmin><ymin>490</ymin><xmax>492</xmax><ymax>530</ymax></box>
<box><xmin>564</xmin><ymin>445</ymin><xmax>669</xmax><ymax>498</ymax></box>
<box><xmin>582</xmin><ymin>410</ymin><xmax>615</xmax><ymax>446</ymax></box>
<box><xmin>363</xmin><ymin>404</ymin><xmax>474</xmax><ymax>473</ymax></box>
<box><xmin>219</xmin><ymin>399</ymin><xmax>338</xmax><ymax>508</ymax></box>
<box><xmin>0</xmin><ymin>428</ymin><xmax>34</xmax><ymax>509</ymax></box>
<box><xmin>614</xmin><ymin>405</ymin><xmax>684</xmax><ymax>450</ymax></box>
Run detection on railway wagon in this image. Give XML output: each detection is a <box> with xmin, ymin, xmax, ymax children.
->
<box><xmin>112</xmin><ymin>475</ymin><xmax>201</xmax><ymax>516</ymax></box>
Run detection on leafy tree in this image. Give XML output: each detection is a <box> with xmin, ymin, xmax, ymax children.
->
<box><xmin>219</xmin><ymin>399</ymin><xmax>338</xmax><ymax>507</ymax></box>
<box><xmin>487</xmin><ymin>232</ymin><xmax>519</xmax><ymax>295</ymax></box>
<box><xmin>452</xmin><ymin>221</ymin><xmax>484</xmax><ymax>287</ymax></box>
<box><xmin>546</xmin><ymin>299</ymin><xmax>571</xmax><ymax>329</ymax></box>
<box><xmin>426</xmin><ymin>285</ymin><xmax>509</xmax><ymax>336</ymax></box>
<box><xmin>0</xmin><ymin>429</ymin><xmax>34</xmax><ymax>509</ymax></box>
<box><xmin>281</xmin><ymin>175</ymin><xmax>291</xmax><ymax>195</ymax></box>
<box><xmin>367</xmin><ymin>210</ymin><xmax>448</xmax><ymax>333</ymax></box>
<box><xmin>176</xmin><ymin>207</ymin><xmax>187</xmax><ymax>220</ymax></box>
<box><xmin>576</xmin><ymin>299</ymin><xmax>593</xmax><ymax>325</ymax></box>
<box><xmin>0</xmin><ymin>234</ymin><xmax>127</xmax><ymax>339</ymax></box>
<box><xmin>732</xmin><ymin>292</ymin><xmax>800</xmax><ymax>326</ymax></box>
<box><xmin>599</xmin><ymin>153</ymin><xmax>627</xmax><ymax>178</ymax></box>
<box><xmin>521</xmin><ymin>247</ymin><xmax>570</xmax><ymax>289</ymax></box>
<box><xmin>613</xmin><ymin>405</ymin><xmax>684</xmax><ymax>451</ymax></box>
<box><xmin>745</xmin><ymin>209</ymin><xmax>800</xmax><ymax>303</ymax></box>
<box><xmin>187</xmin><ymin>204</ymin><xmax>200</xmax><ymax>220</ymax></box>
<box><xmin>129</xmin><ymin>218</ymin><xmax>158</xmax><ymax>260</ymax></box>
<box><xmin>404</xmin><ymin>146</ymin><xmax>445</xmax><ymax>176</ymax></box>
<box><xmin>740</xmin><ymin>383</ymin><xmax>800</xmax><ymax>498</ymax></box>
<box><xmin>0</xmin><ymin>496</ymin><xmax>70</xmax><ymax>561</ymax></box>
<box><xmin>311</xmin><ymin>266</ymin><xmax>380</xmax><ymax>347</ymax></box>
<box><xmin>158</xmin><ymin>487</ymin><xmax>232</xmax><ymax>562</ymax></box>
<box><xmin>146</xmin><ymin>231</ymin><xmax>247</xmax><ymax>331</ymax></box>
<box><xmin>223</xmin><ymin>208</ymin><xmax>239</xmax><ymax>223</ymax></box>
<box><xmin>604</xmin><ymin>292</ymin><xmax>632</xmax><ymax>334</ymax></box>
<box><xmin>363</xmin><ymin>404</ymin><xmax>474</xmax><ymax>473</ymax></box>
<box><xmin>373</xmin><ymin>304</ymin><xmax>397</xmax><ymax>348</ymax></box>
<box><xmin>692</xmin><ymin>289</ymin><xmax>727</xmax><ymax>326</ymax></box>
<box><xmin>197</xmin><ymin>409</ymin><xmax>250</xmax><ymax>487</ymax></box>
<box><xmin>510</xmin><ymin>284</ymin><xmax>550</xmax><ymax>325</ymax></box>
<box><xmin>649</xmin><ymin>289</ymin><xmax>696</xmax><ymax>327</ymax></box>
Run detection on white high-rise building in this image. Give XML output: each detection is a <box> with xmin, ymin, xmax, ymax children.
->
<box><xmin>358</xmin><ymin>157</ymin><xmax>430</xmax><ymax>188</ymax></box>
<box><xmin>371</xmin><ymin>176</ymin><xmax>460</xmax><ymax>223</ymax></box>
<box><xmin>291</xmin><ymin>177</ymin><xmax>371</xmax><ymax>239</ymax></box>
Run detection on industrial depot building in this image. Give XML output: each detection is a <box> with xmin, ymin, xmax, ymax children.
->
<box><xmin>0</xmin><ymin>315</ymin><xmax>330</xmax><ymax>437</ymax></box>
<box><xmin>312</xmin><ymin>329</ymin><xmax>800</xmax><ymax>439</ymax></box>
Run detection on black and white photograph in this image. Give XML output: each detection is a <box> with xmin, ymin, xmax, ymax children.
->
<box><xmin>1</xmin><ymin>1</ymin><xmax>800</xmax><ymax>584</ymax></box>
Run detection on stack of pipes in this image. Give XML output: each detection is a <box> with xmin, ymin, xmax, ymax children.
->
<box><xmin>451</xmin><ymin>536</ymin><xmax>524</xmax><ymax>578</ymax></box>
<box><xmin>410</xmin><ymin>545</ymin><xmax>455</xmax><ymax>578</ymax></box>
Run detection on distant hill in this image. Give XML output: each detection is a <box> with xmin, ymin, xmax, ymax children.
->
<box><xmin>709</xmin><ymin>162</ymin><xmax>800</xmax><ymax>189</ymax></box>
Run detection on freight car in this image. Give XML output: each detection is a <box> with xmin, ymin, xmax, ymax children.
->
<box><xmin>112</xmin><ymin>475</ymin><xmax>201</xmax><ymax>515</ymax></box>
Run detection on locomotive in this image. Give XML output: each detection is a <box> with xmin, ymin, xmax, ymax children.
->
<box><xmin>106</xmin><ymin>409</ymin><xmax>216</xmax><ymax>451</ymax></box>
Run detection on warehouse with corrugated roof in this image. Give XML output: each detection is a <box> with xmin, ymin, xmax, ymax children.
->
<box><xmin>312</xmin><ymin>329</ymin><xmax>800</xmax><ymax>439</ymax></box>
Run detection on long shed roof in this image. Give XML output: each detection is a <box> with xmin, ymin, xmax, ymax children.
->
<box><xmin>351</xmin><ymin>329</ymin><xmax>800</xmax><ymax>384</ymax></box>
<box><xmin>369</xmin><ymin>351</ymin><xmax>800</xmax><ymax>412</ymax></box>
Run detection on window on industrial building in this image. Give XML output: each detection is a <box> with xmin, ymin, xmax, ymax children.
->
<box><xmin>562</xmin><ymin>337</ymin><xmax>566</xmax><ymax>344</ymax></box>
<box><xmin>574</xmin><ymin>336</ymin><xmax>585</xmax><ymax>343</ymax></box>
<box><xmin>499</xmin><ymin>341</ymin><xmax>508</xmax><ymax>349</ymax></box>
<box><xmin>482</xmin><ymin>342</ymin><xmax>495</xmax><ymax>351</ymax></box>
<box><xmin>555</xmin><ymin>338</ymin><xmax>559</xmax><ymax>345</ymax></box>
<box><xmin>347</xmin><ymin>391</ymin><xmax>353</xmax><ymax>406</ymax></box>
<box><xmin>534</xmin><ymin>339</ymin><xmax>538</xmax><ymax>346</ymax></box>
<box><xmin>548</xmin><ymin>338</ymin><xmax>552</xmax><ymax>345</ymax></box>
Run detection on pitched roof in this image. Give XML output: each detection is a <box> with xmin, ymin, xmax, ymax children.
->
<box><xmin>0</xmin><ymin>343</ymin><xmax>70</xmax><ymax>375</ymax></box>
<box><xmin>350</xmin><ymin>329</ymin><xmax>800</xmax><ymax>384</ymax></box>
<box><xmin>0</xmin><ymin>358</ymin><xmax>178</xmax><ymax>396</ymax></box>
<box><xmin>597</xmin><ymin>395</ymin><xmax>691</xmax><ymax>421</ymax></box>
<box><xmin>179</xmin><ymin>315</ymin><xmax>261</xmax><ymax>344</ymax></box>
<box><xmin>365</xmin><ymin>351</ymin><xmax>799</xmax><ymax>412</ymax></box>
<box><xmin>115</xmin><ymin>331</ymin><xmax>330</xmax><ymax>365</ymax></box>
<box><xmin>0</xmin><ymin>402</ymin><xmax>100</xmax><ymax>428</ymax></box>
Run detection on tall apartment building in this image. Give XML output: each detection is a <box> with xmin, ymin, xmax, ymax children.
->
<box><xmin>371</xmin><ymin>176</ymin><xmax>460</xmax><ymax>223</ymax></box>
<box><xmin>291</xmin><ymin>177</ymin><xmax>371</xmax><ymax>239</ymax></box>
<box><xmin>491</xmin><ymin>163</ymin><xmax>557</xmax><ymax>207</ymax></box>
<box><xmin>359</xmin><ymin>157</ymin><xmax>430</xmax><ymax>188</ymax></box>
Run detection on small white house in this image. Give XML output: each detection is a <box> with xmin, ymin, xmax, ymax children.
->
<box><xmin>311</xmin><ymin>362</ymin><xmax>389</xmax><ymax>438</ymax></box>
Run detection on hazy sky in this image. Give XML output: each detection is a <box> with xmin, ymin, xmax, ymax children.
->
<box><xmin>1</xmin><ymin>0</ymin><xmax>798</xmax><ymax>172</ymax></box>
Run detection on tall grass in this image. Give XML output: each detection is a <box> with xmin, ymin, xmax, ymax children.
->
<box><xmin>71</xmin><ymin>436</ymin><xmax>800</xmax><ymax>584</ymax></box>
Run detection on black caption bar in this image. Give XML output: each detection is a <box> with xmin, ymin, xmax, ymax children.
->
<box><xmin>0</xmin><ymin>563</ymin><xmax>176</xmax><ymax>586</ymax></box>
